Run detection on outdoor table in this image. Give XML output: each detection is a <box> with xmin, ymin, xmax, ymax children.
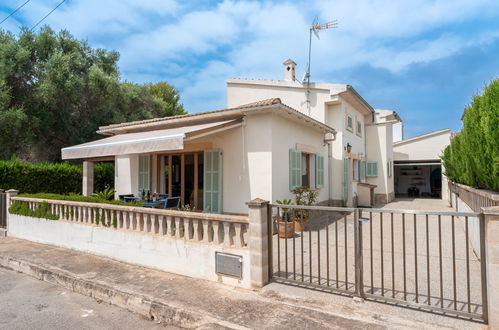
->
<box><xmin>124</xmin><ymin>196</ymin><xmax>141</xmax><ymax>203</ymax></box>
<box><xmin>143</xmin><ymin>199</ymin><xmax>167</xmax><ymax>208</ymax></box>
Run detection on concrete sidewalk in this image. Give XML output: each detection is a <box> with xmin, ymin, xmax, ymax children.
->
<box><xmin>0</xmin><ymin>237</ymin><xmax>455</xmax><ymax>329</ymax></box>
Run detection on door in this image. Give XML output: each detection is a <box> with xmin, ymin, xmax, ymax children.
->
<box><xmin>203</xmin><ymin>150</ymin><xmax>223</xmax><ymax>214</ymax></box>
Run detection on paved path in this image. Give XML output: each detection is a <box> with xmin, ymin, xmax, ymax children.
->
<box><xmin>0</xmin><ymin>267</ymin><xmax>175</xmax><ymax>330</ymax></box>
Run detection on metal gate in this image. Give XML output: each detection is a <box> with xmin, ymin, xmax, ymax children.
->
<box><xmin>0</xmin><ymin>190</ymin><xmax>6</xmax><ymax>228</ymax></box>
<box><xmin>268</xmin><ymin>204</ymin><xmax>488</xmax><ymax>323</ymax></box>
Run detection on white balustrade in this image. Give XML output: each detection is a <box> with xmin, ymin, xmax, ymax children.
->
<box><xmin>10</xmin><ymin>197</ymin><xmax>249</xmax><ymax>248</ymax></box>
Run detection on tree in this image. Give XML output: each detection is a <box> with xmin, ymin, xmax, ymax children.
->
<box><xmin>0</xmin><ymin>27</ymin><xmax>185</xmax><ymax>162</ymax></box>
<box><xmin>441</xmin><ymin>79</ymin><xmax>499</xmax><ymax>191</ymax></box>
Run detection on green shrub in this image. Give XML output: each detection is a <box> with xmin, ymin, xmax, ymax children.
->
<box><xmin>441</xmin><ymin>79</ymin><xmax>499</xmax><ymax>191</ymax></box>
<box><xmin>18</xmin><ymin>193</ymin><xmax>144</xmax><ymax>207</ymax></box>
<box><xmin>0</xmin><ymin>159</ymin><xmax>114</xmax><ymax>194</ymax></box>
<box><xmin>9</xmin><ymin>201</ymin><xmax>59</xmax><ymax>220</ymax></box>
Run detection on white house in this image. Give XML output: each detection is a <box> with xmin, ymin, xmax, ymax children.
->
<box><xmin>393</xmin><ymin>128</ymin><xmax>451</xmax><ymax>199</ymax></box>
<box><xmin>62</xmin><ymin>99</ymin><xmax>335</xmax><ymax>214</ymax></box>
<box><xmin>227</xmin><ymin>59</ymin><xmax>401</xmax><ymax>205</ymax></box>
<box><xmin>61</xmin><ymin>59</ymin><xmax>401</xmax><ymax>213</ymax></box>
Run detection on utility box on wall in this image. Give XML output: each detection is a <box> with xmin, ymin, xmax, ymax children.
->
<box><xmin>215</xmin><ymin>252</ymin><xmax>242</xmax><ymax>279</ymax></box>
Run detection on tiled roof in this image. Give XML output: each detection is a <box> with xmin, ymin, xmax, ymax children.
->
<box><xmin>98</xmin><ymin>98</ymin><xmax>282</xmax><ymax>132</ymax></box>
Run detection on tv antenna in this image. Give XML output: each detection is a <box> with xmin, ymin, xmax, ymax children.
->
<box><xmin>303</xmin><ymin>17</ymin><xmax>337</xmax><ymax>114</ymax></box>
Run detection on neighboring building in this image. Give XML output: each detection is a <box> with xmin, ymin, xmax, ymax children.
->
<box><xmin>62</xmin><ymin>99</ymin><xmax>335</xmax><ymax>214</ymax></box>
<box><xmin>227</xmin><ymin>59</ymin><xmax>401</xmax><ymax>205</ymax></box>
<box><xmin>393</xmin><ymin>128</ymin><xmax>451</xmax><ymax>199</ymax></box>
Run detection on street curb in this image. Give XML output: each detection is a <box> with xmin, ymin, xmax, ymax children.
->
<box><xmin>0</xmin><ymin>255</ymin><xmax>222</xmax><ymax>329</ymax></box>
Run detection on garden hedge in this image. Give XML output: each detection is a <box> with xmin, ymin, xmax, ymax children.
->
<box><xmin>441</xmin><ymin>79</ymin><xmax>499</xmax><ymax>191</ymax></box>
<box><xmin>0</xmin><ymin>159</ymin><xmax>114</xmax><ymax>194</ymax></box>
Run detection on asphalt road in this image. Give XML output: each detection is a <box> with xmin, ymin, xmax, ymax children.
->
<box><xmin>0</xmin><ymin>268</ymin><xmax>177</xmax><ymax>330</ymax></box>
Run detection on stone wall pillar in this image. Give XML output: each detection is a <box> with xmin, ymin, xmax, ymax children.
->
<box><xmin>246</xmin><ymin>198</ymin><xmax>269</xmax><ymax>289</ymax></box>
<box><xmin>5</xmin><ymin>189</ymin><xmax>18</xmax><ymax>208</ymax></box>
<box><xmin>82</xmin><ymin>161</ymin><xmax>94</xmax><ymax>196</ymax></box>
<box><xmin>483</xmin><ymin>206</ymin><xmax>499</xmax><ymax>328</ymax></box>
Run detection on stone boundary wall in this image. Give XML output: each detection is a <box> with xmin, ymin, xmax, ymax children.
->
<box><xmin>6</xmin><ymin>195</ymin><xmax>267</xmax><ymax>289</ymax></box>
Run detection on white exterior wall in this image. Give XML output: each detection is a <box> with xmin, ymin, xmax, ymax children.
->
<box><xmin>393</xmin><ymin>130</ymin><xmax>451</xmax><ymax>161</ymax></box>
<box><xmin>326</xmin><ymin>103</ymin><xmax>344</xmax><ymax>203</ymax></box>
<box><xmin>227</xmin><ymin>81</ymin><xmax>333</xmax><ymax>122</ymax></box>
<box><xmin>8</xmin><ymin>214</ymin><xmax>250</xmax><ymax>288</ymax></box>
<box><xmin>365</xmin><ymin>123</ymin><xmax>395</xmax><ymax>203</ymax></box>
<box><xmin>115</xmin><ymin>154</ymin><xmax>139</xmax><ymax>198</ymax></box>
<box><xmin>181</xmin><ymin>112</ymin><xmax>329</xmax><ymax>214</ymax></box>
<box><xmin>270</xmin><ymin>114</ymin><xmax>329</xmax><ymax>204</ymax></box>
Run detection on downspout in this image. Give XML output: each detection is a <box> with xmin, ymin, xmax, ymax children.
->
<box><xmin>324</xmin><ymin>131</ymin><xmax>337</xmax><ymax>206</ymax></box>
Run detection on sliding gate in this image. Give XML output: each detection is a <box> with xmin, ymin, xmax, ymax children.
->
<box><xmin>268</xmin><ymin>204</ymin><xmax>488</xmax><ymax>323</ymax></box>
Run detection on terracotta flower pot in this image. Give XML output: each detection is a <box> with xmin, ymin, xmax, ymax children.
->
<box><xmin>293</xmin><ymin>217</ymin><xmax>307</xmax><ymax>232</ymax></box>
<box><xmin>278</xmin><ymin>221</ymin><xmax>294</xmax><ymax>238</ymax></box>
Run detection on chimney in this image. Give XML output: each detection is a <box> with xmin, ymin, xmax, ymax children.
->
<box><xmin>283</xmin><ymin>59</ymin><xmax>297</xmax><ymax>81</ymax></box>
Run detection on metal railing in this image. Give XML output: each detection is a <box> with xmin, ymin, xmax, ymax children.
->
<box><xmin>268</xmin><ymin>203</ymin><xmax>488</xmax><ymax>322</ymax></box>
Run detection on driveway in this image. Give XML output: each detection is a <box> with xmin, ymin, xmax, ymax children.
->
<box><xmin>271</xmin><ymin>198</ymin><xmax>483</xmax><ymax>317</ymax></box>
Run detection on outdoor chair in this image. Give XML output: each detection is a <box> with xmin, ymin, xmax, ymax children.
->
<box><xmin>163</xmin><ymin>197</ymin><xmax>181</xmax><ymax>210</ymax></box>
<box><xmin>119</xmin><ymin>194</ymin><xmax>135</xmax><ymax>202</ymax></box>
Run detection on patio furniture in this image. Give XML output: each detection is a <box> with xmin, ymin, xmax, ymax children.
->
<box><xmin>123</xmin><ymin>196</ymin><xmax>141</xmax><ymax>203</ymax></box>
<box><xmin>119</xmin><ymin>194</ymin><xmax>134</xmax><ymax>202</ymax></box>
<box><xmin>163</xmin><ymin>197</ymin><xmax>181</xmax><ymax>210</ymax></box>
<box><xmin>143</xmin><ymin>200</ymin><xmax>165</xmax><ymax>208</ymax></box>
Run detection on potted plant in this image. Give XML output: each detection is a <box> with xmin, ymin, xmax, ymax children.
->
<box><xmin>291</xmin><ymin>186</ymin><xmax>319</xmax><ymax>231</ymax></box>
<box><xmin>276</xmin><ymin>199</ymin><xmax>294</xmax><ymax>238</ymax></box>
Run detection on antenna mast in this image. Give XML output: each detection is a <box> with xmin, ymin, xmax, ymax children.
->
<box><xmin>304</xmin><ymin>18</ymin><xmax>337</xmax><ymax>114</ymax></box>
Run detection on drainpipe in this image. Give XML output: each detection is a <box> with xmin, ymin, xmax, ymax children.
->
<box><xmin>324</xmin><ymin>132</ymin><xmax>337</xmax><ymax>206</ymax></box>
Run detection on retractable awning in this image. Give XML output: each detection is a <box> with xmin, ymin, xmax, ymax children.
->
<box><xmin>61</xmin><ymin>120</ymin><xmax>241</xmax><ymax>160</ymax></box>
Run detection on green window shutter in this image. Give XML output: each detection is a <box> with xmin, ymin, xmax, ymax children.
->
<box><xmin>360</xmin><ymin>160</ymin><xmax>366</xmax><ymax>182</ymax></box>
<box><xmin>138</xmin><ymin>155</ymin><xmax>151</xmax><ymax>191</ymax></box>
<box><xmin>366</xmin><ymin>161</ymin><xmax>378</xmax><ymax>177</ymax></box>
<box><xmin>343</xmin><ymin>157</ymin><xmax>349</xmax><ymax>202</ymax></box>
<box><xmin>316</xmin><ymin>154</ymin><xmax>324</xmax><ymax>188</ymax></box>
<box><xmin>203</xmin><ymin>150</ymin><xmax>223</xmax><ymax>214</ymax></box>
<box><xmin>289</xmin><ymin>149</ymin><xmax>302</xmax><ymax>190</ymax></box>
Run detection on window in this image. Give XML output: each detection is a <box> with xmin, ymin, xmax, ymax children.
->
<box><xmin>316</xmin><ymin>154</ymin><xmax>325</xmax><ymax>188</ymax></box>
<box><xmin>289</xmin><ymin>149</ymin><xmax>324</xmax><ymax>190</ymax></box>
<box><xmin>138</xmin><ymin>155</ymin><xmax>151</xmax><ymax>192</ymax></box>
<box><xmin>289</xmin><ymin>149</ymin><xmax>301</xmax><ymax>190</ymax></box>
<box><xmin>346</xmin><ymin>115</ymin><xmax>353</xmax><ymax>132</ymax></box>
<box><xmin>353</xmin><ymin>159</ymin><xmax>359</xmax><ymax>181</ymax></box>
<box><xmin>356</xmin><ymin>118</ymin><xmax>362</xmax><ymax>136</ymax></box>
<box><xmin>360</xmin><ymin>160</ymin><xmax>366</xmax><ymax>182</ymax></box>
<box><xmin>366</xmin><ymin>161</ymin><xmax>378</xmax><ymax>177</ymax></box>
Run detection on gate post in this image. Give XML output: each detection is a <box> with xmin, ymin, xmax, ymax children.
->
<box><xmin>354</xmin><ymin>209</ymin><xmax>365</xmax><ymax>298</ymax></box>
<box><xmin>482</xmin><ymin>206</ymin><xmax>499</xmax><ymax>327</ymax></box>
<box><xmin>247</xmin><ymin>198</ymin><xmax>269</xmax><ymax>289</ymax></box>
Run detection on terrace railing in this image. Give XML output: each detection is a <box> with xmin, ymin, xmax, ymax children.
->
<box><xmin>9</xmin><ymin>196</ymin><xmax>249</xmax><ymax>248</ymax></box>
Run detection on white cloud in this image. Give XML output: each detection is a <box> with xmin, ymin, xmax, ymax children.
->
<box><xmin>2</xmin><ymin>0</ymin><xmax>498</xmax><ymax>113</ymax></box>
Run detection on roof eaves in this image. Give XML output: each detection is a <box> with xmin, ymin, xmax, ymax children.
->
<box><xmin>393</xmin><ymin>128</ymin><xmax>451</xmax><ymax>146</ymax></box>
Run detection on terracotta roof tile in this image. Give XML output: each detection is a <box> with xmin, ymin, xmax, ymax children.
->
<box><xmin>98</xmin><ymin>98</ymin><xmax>282</xmax><ymax>132</ymax></box>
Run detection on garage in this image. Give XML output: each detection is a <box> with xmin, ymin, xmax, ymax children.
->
<box><xmin>394</xmin><ymin>161</ymin><xmax>442</xmax><ymax>198</ymax></box>
<box><xmin>393</xmin><ymin>129</ymin><xmax>451</xmax><ymax>200</ymax></box>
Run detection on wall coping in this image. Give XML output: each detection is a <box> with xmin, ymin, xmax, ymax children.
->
<box><xmin>451</xmin><ymin>181</ymin><xmax>499</xmax><ymax>201</ymax></box>
<box><xmin>482</xmin><ymin>206</ymin><xmax>499</xmax><ymax>216</ymax></box>
<box><xmin>11</xmin><ymin>196</ymin><xmax>249</xmax><ymax>224</ymax></box>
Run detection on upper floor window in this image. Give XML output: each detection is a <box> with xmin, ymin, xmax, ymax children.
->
<box><xmin>346</xmin><ymin>115</ymin><xmax>353</xmax><ymax>132</ymax></box>
<box><xmin>356</xmin><ymin>119</ymin><xmax>362</xmax><ymax>137</ymax></box>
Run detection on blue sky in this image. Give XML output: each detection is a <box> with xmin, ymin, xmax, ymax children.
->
<box><xmin>1</xmin><ymin>0</ymin><xmax>498</xmax><ymax>138</ymax></box>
